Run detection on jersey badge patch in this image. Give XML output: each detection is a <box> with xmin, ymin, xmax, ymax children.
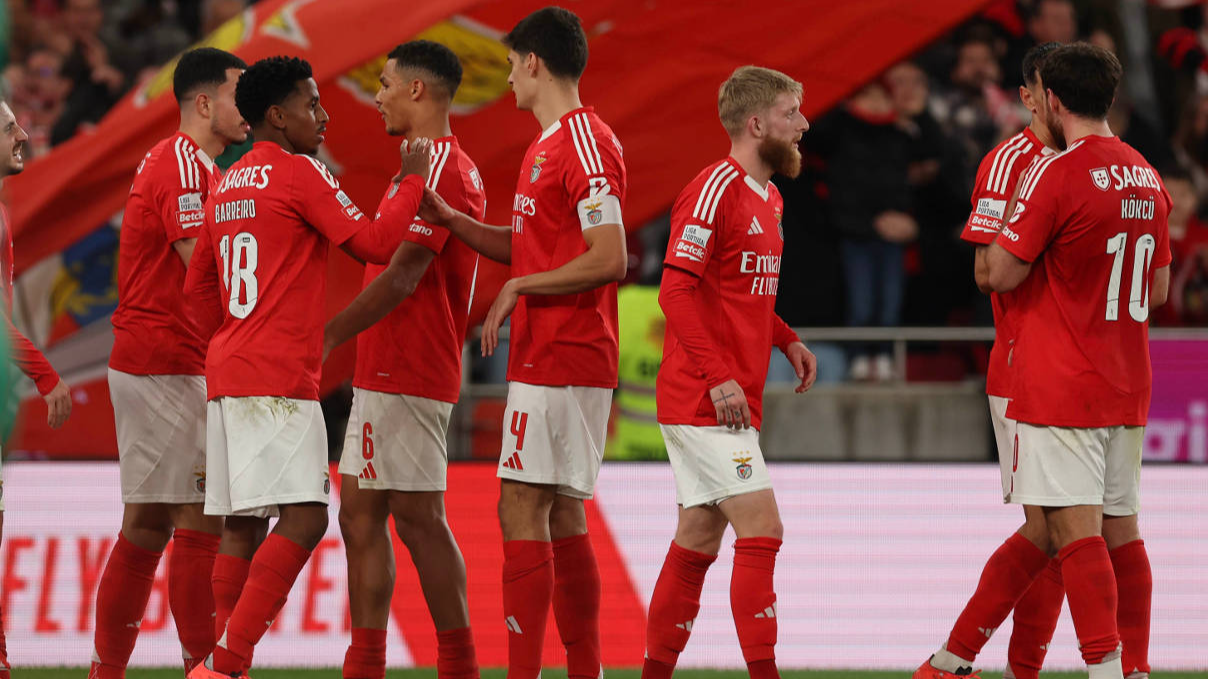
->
<box><xmin>1090</xmin><ymin>167</ymin><xmax>1111</xmax><ymax>191</ymax></box>
<box><xmin>584</xmin><ymin>198</ymin><xmax>604</xmax><ymax>226</ymax></box>
<box><xmin>530</xmin><ymin>153</ymin><xmax>547</xmax><ymax>183</ymax></box>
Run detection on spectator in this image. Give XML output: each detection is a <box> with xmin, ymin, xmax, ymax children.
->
<box><xmin>202</xmin><ymin>0</ymin><xmax>248</xmax><ymax>36</ymax></box>
<box><xmin>814</xmin><ymin>82</ymin><xmax>917</xmax><ymax>380</ymax></box>
<box><xmin>1171</xmin><ymin>93</ymin><xmax>1208</xmax><ymax>195</ymax></box>
<box><xmin>1160</xmin><ymin>167</ymin><xmax>1208</xmax><ymax>325</ymax></box>
<box><xmin>1029</xmin><ymin>0</ymin><xmax>1078</xmax><ymax>45</ymax></box>
<box><xmin>8</xmin><ymin>45</ymin><xmax>70</xmax><ymax>159</ymax></box>
<box><xmin>51</xmin><ymin>0</ymin><xmax>131</xmax><ymax>143</ymax></box>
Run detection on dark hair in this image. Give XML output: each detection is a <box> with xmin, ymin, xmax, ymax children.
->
<box><xmin>1030</xmin><ymin>0</ymin><xmax>1075</xmax><ymax>20</ymax></box>
<box><xmin>1161</xmin><ymin>165</ymin><xmax>1193</xmax><ymax>184</ymax></box>
<box><xmin>1022</xmin><ymin>41</ymin><xmax>1061</xmax><ymax>85</ymax></box>
<box><xmin>1040</xmin><ymin>43</ymin><xmax>1121</xmax><ymax>119</ymax></box>
<box><xmin>173</xmin><ymin>47</ymin><xmax>247</xmax><ymax>103</ymax></box>
<box><xmin>388</xmin><ymin>40</ymin><xmax>463</xmax><ymax>98</ymax></box>
<box><xmin>235</xmin><ymin>56</ymin><xmax>313</xmax><ymax>127</ymax></box>
<box><xmin>502</xmin><ymin>6</ymin><xmax>588</xmax><ymax>81</ymax></box>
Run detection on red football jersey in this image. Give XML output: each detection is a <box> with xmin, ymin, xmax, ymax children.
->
<box><xmin>111</xmin><ymin>132</ymin><xmax>220</xmax><ymax>375</ymax></box>
<box><xmin>0</xmin><ymin>204</ymin><xmax>59</xmax><ymax>394</ymax></box>
<box><xmin>1000</xmin><ymin>135</ymin><xmax>1172</xmax><ymax>427</ymax></box>
<box><xmin>353</xmin><ymin>137</ymin><xmax>485</xmax><ymax>403</ymax></box>
<box><xmin>960</xmin><ymin>127</ymin><xmax>1050</xmax><ymax>398</ymax></box>
<box><xmin>508</xmin><ymin>107</ymin><xmax>627</xmax><ymax>388</ymax></box>
<box><xmin>193</xmin><ymin>142</ymin><xmax>420</xmax><ymax>401</ymax></box>
<box><xmin>657</xmin><ymin>158</ymin><xmax>785</xmax><ymax>429</ymax></box>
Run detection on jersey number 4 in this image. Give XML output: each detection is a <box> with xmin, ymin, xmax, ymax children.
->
<box><xmin>219</xmin><ymin>232</ymin><xmax>260</xmax><ymax>319</ymax></box>
<box><xmin>1105</xmin><ymin>232</ymin><xmax>1155</xmax><ymax>323</ymax></box>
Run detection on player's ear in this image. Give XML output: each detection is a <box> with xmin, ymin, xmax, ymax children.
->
<box><xmin>410</xmin><ymin>78</ymin><xmax>425</xmax><ymax>102</ymax></box>
<box><xmin>747</xmin><ymin>113</ymin><xmax>763</xmax><ymax>139</ymax></box>
<box><xmin>195</xmin><ymin>91</ymin><xmax>212</xmax><ymax>120</ymax></box>
<box><xmin>525</xmin><ymin>51</ymin><xmax>539</xmax><ymax>77</ymax></box>
<box><xmin>266</xmin><ymin>104</ymin><xmax>286</xmax><ymax>130</ymax></box>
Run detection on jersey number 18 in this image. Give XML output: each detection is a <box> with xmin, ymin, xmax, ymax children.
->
<box><xmin>219</xmin><ymin>233</ymin><xmax>260</xmax><ymax>319</ymax></box>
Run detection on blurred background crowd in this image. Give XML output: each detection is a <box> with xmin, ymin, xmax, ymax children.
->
<box><xmin>2</xmin><ymin>0</ymin><xmax>1207</xmax><ymax>386</ymax></box>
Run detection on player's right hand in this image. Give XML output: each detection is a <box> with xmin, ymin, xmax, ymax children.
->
<box><xmin>709</xmin><ymin>379</ymin><xmax>750</xmax><ymax>430</ymax></box>
<box><xmin>43</xmin><ymin>379</ymin><xmax>72</xmax><ymax>429</ymax></box>
<box><xmin>397</xmin><ymin>137</ymin><xmax>433</xmax><ymax>184</ymax></box>
<box><xmin>419</xmin><ymin>186</ymin><xmax>456</xmax><ymax>226</ymax></box>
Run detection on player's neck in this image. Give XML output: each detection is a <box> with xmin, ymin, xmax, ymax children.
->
<box><xmin>252</xmin><ymin>126</ymin><xmax>296</xmax><ymax>154</ymax></box>
<box><xmin>1027</xmin><ymin>119</ymin><xmax>1056</xmax><ymax>151</ymax></box>
<box><xmin>178</xmin><ymin>117</ymin><xmax>225</xmax><ymax>160</ymax></box>
<box><xmin>530</xmin><ymin>84</ymin><xmax>582</xmax><ymax>132</ymax></box>
<box><xmin>1061</xmin><ymin>115</ymin><xmax>1113</xmax><ymax>146</ymax></box>
<box><xmin>729</xmin><ymin>142</ymin><xmax>772</xmax><ymax>186</ymax></box>
<box><xmin>405</xmin><ymin>111</ymin><xmax>453</xmax><ymax>141</ymax></box>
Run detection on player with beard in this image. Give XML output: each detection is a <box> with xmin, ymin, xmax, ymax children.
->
<box><xmin>642</xmin><ymin>66</ymin><xmax>816</xmax><ymax>679</ymax></box>
<box><xmin>323</xmin><ymin>40</ymin><xmax>484</xmax><ymax>679</ymax></box>
<box><xmin>418</xmin><ymin>8</ymin><xmax>627</xmax><ymax>679</ymax></box>
<box><xmin>92</xmin><ymin>47</ymin><xmax>248</xmax><ymax>677</ymax></box>
<box><xmin>985</xmin><ymin>44</ymin><xmax>1168</xmax><ymax>679</ymax></box>
<box><xmin>914</xmin><ymin>42</ymin><xmax>1066</xmax><ymax>679</ymax></box>
<box><xmin>0</xmin><ymin>98</ymin><xmax>71</xmax><ymax>679</ymax></box>
<box><xmin>184</xmin><ymin>56</ymin><xmax>431</xmax><ymax>679</ymax></box>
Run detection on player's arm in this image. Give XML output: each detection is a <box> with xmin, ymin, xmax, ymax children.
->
<box><xmin>5</xmin><ymin>315</ymin><xmax>70</xmax><ymax>428</ymax></box>
<box><xmin>173</xmin><ymin>238</ymin><xmax>197</xmax><ymax>264</ymax></box>
<box><xmin>419</xmin><ymin>187</ymin><xmax>512</xmax><ymax>264</ymax></box>
<box><xmin>772</xmin><ymin>314</ymin><xmax>817</xmax><ymax>393</ymax></box>
<box><xmin>183</xmin><ymin>223</ymin><xmax>225</xmax><ymax>339</ymax></box>
<box><xmin>323</xmin><ymin>241</ymin><xmax>436</xmax><ymax>359</ymax></box>
<box><xmin>986</xmin><ymin>159</ymin><xmax>1061</xmax><ymax>292</ymax></box>
<box><xmin>967</xmin><ymin>156</ymin><xmax>1029</xmax><ymax>293</ymax></box>
<box><xmin>985</xmin><ymin>242</ymin><xmax>1032</xmax><ymax>292</ymax></box>
<box><xmin>336</xmin><ymin>175</ymin><xmax>426</xmax><ymax>265</ymax></box>
<box><xmin>1151</xmin><ymin>264</ymin><xmax>1171</xmax><ymax>308</ymax></box>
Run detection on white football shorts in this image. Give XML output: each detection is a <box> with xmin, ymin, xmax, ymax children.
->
<box><xmin>497</xmin><ymin>381</ymin><xmax>612</xmax><ymax>499</ymax></box>
<box><xmin>338</xmin><ymin>387</ymin><xmax>453</xmax><ymax>492</ymax></box>
<box><xmin>204</xmin><ymin>396</ymin><xmax>330</xmax><ymax>517</ymax></box>
<box><xmin>109</xmin><ymin>369</ymin><xmax>208</xmax><ymax>504</ymax></box>
<box><xmin>988</xmin><ymin>395</ymin><xmax>1019</xmax><ymax>504</ymax></box>
<box><xmin>659</xmin><ymin>424</ymin><xmax>773</xmax><ymax>508</ymax></box>
<box><xmin>1007</xmin><ymin>421</ymin><xmax>1143</xmax><ymax>516</ymax></box>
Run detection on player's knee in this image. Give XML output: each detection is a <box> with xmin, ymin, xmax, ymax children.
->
<box><xmin>338</xmin><ymin>504</ymin><xmax>378</xmax><ymax>546</ymax></box>
<box><xmin>392</xmin><ymin>504</ymin><xmax>448</xmax><ymax>548</ymax></box>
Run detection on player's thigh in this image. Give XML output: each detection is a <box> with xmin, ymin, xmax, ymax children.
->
<box><xmin>388</xmin><ymin>490</ymin><xmax>453</xmax><ymax>545</ymax></box>
<box><xmin>988</xmin><ymin>395</ymin><xmax>1018</xmax><ymax>503</ymax></box>
<box><xmin>660</xmin><ymin>424</ymin><xmax>771</xmax><ymax>509</ymax></box>
<box><xmin>549</xmin><ymin>495</ymin><xmax>586</xmax><ymax>540</ymax></box>
<box><xmin>1044</xmin><ymin>504</ymin><xmax>1103</xmax><ymax>549</ymax></box>
<box><xmin>1102</xmin><ymin>513</ymin><xmax>1141</xmax><ymax>549</ymax></box>
<box><xmin>719</xmin><ymin>489</ymin><xmax>782</xmax><ymax>540</ymax></box>
<box><xmin>498</xmin><ymin>479</ymin><xmax>557</xmax><ymax>541</ymax></box>
<box><xmin>208</xmin><ymin>396</ymin><xmax>330</xmax><ymax>516</ymax></box>
<box><xmin>498</xmin><ymin>382</ymin><xmax>611</xmax><ymax>500</ymax></box>
<box><xmin>168</xmin><ymin>502</ymin><xmax>223</xmax><ymax>535</ymax></box>
<box><xmin>1008</xmin><ymin>423</ymin><xmax>1108</xmax><ymax>509</ymax></box>
<box><xmin>109</xmin><ymin>369</ymin><xmax>208</xmax><ymax>505</ymax></box>
<box><xmin>338</xmin><ymin>475</ymin><xmax>391</xmax><ymax>544</ymax></box>
<box><xmin>1102</xmin><ymin>425</ymin><xmax>1143</xmax><ymax>518</ymax></box>
<box><xmin>121</xmin><ymin>502</ymin><xmax>176</xmax><ymax>551</ymax></box>
<box><xmin>674</xmin><ymin>504</ymin><xmax>728</xmax><ymax>555</ymax></box>
<box><xmin>338</xmin><ymin>388</ymin><xmax>452</xmax><ymax>492</ymax></box>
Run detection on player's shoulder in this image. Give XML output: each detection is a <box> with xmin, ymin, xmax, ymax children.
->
<box><xmin>675</xmin><ymin>158</ymin><xmax>743</xmax><ymax>225</ymax></box>
<box><xmin>1017</xmin><ymin>138</ymin><xmax>1090</xmax><ymax>200</ymax></box>
<box><xmin>975</xmin><ymin>130</ymin><xmax>1039</xmax><ymax>193</ymax></box>
<box><xmin>139</xmin><ymin>133</ymin><xmax>198</xmax><ymax>182</ymax></box>
<box><xmin>557</xmin><ymin>107</ymin><xmax>624</xmax><ymax>165</ymax></box>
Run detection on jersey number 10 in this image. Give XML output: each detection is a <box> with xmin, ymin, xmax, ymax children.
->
<box><xmin>1104</xmin><ymin>232</ymin><xmax>1155</xmax><ymax>323</ymax></box>
<box><xmin>219</xmin><ymin>233</ymin><xmax>260</xmax><ymax>319</ymax></box>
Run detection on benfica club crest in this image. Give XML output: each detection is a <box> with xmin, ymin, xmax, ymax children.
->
<box><xmin>584</xmin><ymin>198</ymin><xmax>604</xmax><ymax>226</ymax></box>
<box><xmin>530</xmin><ymin>153</ymin><xmax>548</xmax><ymax>183</ymax></box>
<box><xmin>733</xmin><ymin>453</ymin><xmax>753</xmax><ymax>480</ymax></box>
<box><xmin>774</xmin><ymin>207</ymin><xmax>784</xmax><ymax>240</ymax></box>
<box><xmin>1090</xmin><ymin>167</ymin><xmax>1111</xmax><ymax>191</ymax></box>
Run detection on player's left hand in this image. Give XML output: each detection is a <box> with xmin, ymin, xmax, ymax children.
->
<box><xmin>418</xmin><ymin>187</ymin><xmax>456</xmax><ymax>226</ymax></box>
<box><xmin>396</xmin><ymin>137</ymin><xmax>432</xmax><ymax>183</ymax></box>
<box><xmin>481</xmin><ymin>278</ymin><xmax>520</xmax><ymax>357</ymax></box>
<box><xmin>43</xmin><ymin>379</ymin><xmax>72</xmax><ymax>429</ymax></box>
<box><xmin>785</xmin><ymin>341</ymin><xmax>817</xmax><ymax>393</ymax></box>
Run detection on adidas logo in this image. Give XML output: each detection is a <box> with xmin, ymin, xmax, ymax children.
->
<box><xmin>748</xmin><ymin>216</ymin><xmax>764</xmax><ymax>235</ymax></box>
<box><xmin>754</xmin><ymin>604</ymin><xmax>777</xmax><ymax>619</ymax></box>
<box><xmin>359</xmin><ymin>462</ymin><xmax>377</xmax><ymax>480</ymax></box>
<box><xmin>505</xmin><ymin>615</ymin><xmax>523</xmax><ymax>634</ymax></box>
<box><xmin>979</xmin><ymin>626</ymin><xmax>996</xmax><ymax>638</ymax></box>
<box><xmin>502</xmin><ymin>452</ymin><xmax>524</xmax><ymax>471</ymax></box>
<box><xmin>675</xmin><ymin>620</ymin><xmax>694</xmax><ymax>631</ymax></box>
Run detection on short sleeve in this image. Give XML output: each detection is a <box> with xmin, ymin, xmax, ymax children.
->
<box><xmin>152</xmin><ymin>144</ymin><xmax>208</xmax><ymax>243</ymax></box>
<box><xmin>291</xmin><ymin>155</ymin><xmax>366</xmax><ymax>245</ymax></box>
<box><xmin>960</xmin><ymin>150</ymin><xmax>1020</xmax><ymax>246</ymax></box>
<box><xmin>563</xmin><ymin>117</ymin><xmax>626</xmax><ymax>231</ymax></box>
<box><xmin>397</xmin><ymin>182</ymin><xmax>451</xmax><ymax>254</ymax></box>
<box><xmin>1154</xmin><ymin>185</ymin><xmax>1174</xmax><ymax>269</ymax></box>
<box><xmin>999</xmin><ymin>156</ymin><xmax>1063</xmax><ymax>263</ymax></box>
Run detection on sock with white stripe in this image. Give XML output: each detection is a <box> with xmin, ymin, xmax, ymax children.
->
<box><xmin>731</xmin><ymin>537</ymin><xmax>782</xmax><ymax>676</ymax></box>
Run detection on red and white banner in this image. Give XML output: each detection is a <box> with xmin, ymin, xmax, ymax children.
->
<box><xmin>1</xmin><ymin>462</ymin><xmax>1205</xmax><ymax>670</ymax></box>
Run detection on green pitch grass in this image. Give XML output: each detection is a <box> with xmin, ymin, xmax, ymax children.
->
<box><xmin>18</xmin><ymin>670</ymin><xmax>1208</xmax><ymax>679</ymax></box>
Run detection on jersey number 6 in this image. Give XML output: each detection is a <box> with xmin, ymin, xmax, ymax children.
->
<box><xmin>218</xmin><ymin>232</ymin><xmax>260</xmax><ymax>319</ymax></box>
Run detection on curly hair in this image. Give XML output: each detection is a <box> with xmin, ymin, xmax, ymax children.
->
<box><xmin>235</xmin><ymin>56</ymin><xmax>313</xmax><ymax>127</ymax></box>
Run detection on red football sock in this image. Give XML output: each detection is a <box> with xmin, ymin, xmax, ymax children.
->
<box><xmin>1059</xmin><ymin>536</ymin><xmax>1120</xmax><ymax>665</ymax></box>
<box><xmin>1007</xmin><ymin>558</ymin><xmax>1064</xmax><ymax>679</ymax></box>
<box><xmin>501</xmin><ymin>540</ymin><xmax>554</xmax><ymax>679</ymax></box>
<box><xmin>552</xmin><ymin>534</ymin><xmax>602</xmax><ymax>679</ymax></box>
<box><xmin>0</xmin><ymin>600</ymin><xmax>9</xmax><ymax>678</ymax></box>
<box><xmin>90</xmin><ymin>533</ymin><xmax>164</xmax><ymax>678</ymax></box>
<box><xmin>212</xmin><ymin>534</ymin><xmax>311</xmax><ymax>674</ymax></box>
<box><xmin>1110</xmin><ymin>540</ymin><xmax>1152</xmax><ymax>676</ymax></box>
<box><xmin>643</xmin><ymin>540</ymin><xmax>717</xmax><ymax>677</ymax></box>
<box><xmin>730</xmin><ymin>537</ymin><xmax>781</xmax><ymax>676</ymax></box>
<box><xmin>945</xmin><ymin>532</ymin><xmax>1050</xmax><ymax>662</ymax></box>
<box><xmin>343</xmin><ymin>627</ymin><xmax>387</xmax><ymax>679</ymax></box>
<box><xmin>169</xmin><ymin>529</ymin><xmax>220</xmax><ymax>669</ymax></box>
<box><xmin>437</xmin><ymin>626</ymin><xmax>480</xmax><ymax>679</ymax></box>
<box><xmin>212</xmin><ymin>553</ymin><xmax>251</xmax><ymax>643</ymax></box>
